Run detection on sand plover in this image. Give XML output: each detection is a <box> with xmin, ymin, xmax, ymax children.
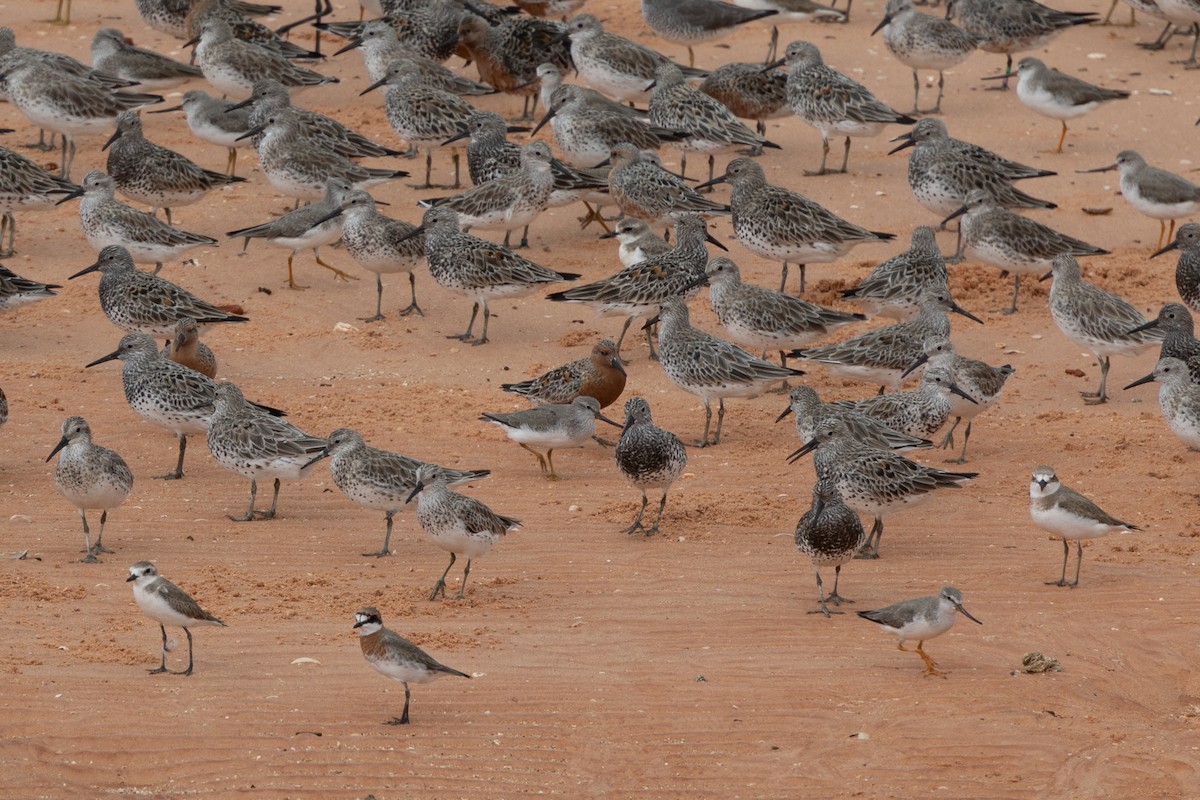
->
<box><xmin>794</xmin><ymin>479</ymin><xmax>867</xmax><ymax>617</ymax></box>
<box><xmin>127</xmin><ymin>561</ymin><xmax>224</xmax><ymax>676</ymax></box>
<box><xmin>406</xmin><ymin>463</ymin><xmax>522</xmax><ymax>601</ymax></box>
<box><xmin>353</xmin><ymin>606</ymin><xmax>470</xmax><ymax>725</ymax></box>
<box><xmin>1029</xmin><ymin>465</ymin><xmax>1139</xmax><ymax>588</ymax></box>
<box><xmin>48</xmin><ymin>416</ymin><xmax>133</xmax><ymax>563</ymax></box>
<box><xmin>857</xmin><ymin>586</ymin><xmax>981</xmax><ymax>676</ymax></box>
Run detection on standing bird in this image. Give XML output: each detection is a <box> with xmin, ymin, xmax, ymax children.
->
<box><xmin>310</xmin><ymin>190</ymin><xmax>424</xmax><ymax>319</ymax></box>
<box><xmin>90</xmin><ymin>27</ymin><xmax>204</xmax><ymax>90</ymax></box>
<box><xmin>647</xmin><ymin>63</ymin><xmax>779</xmax><ymax>184</ymax></box>
<box><xmin>353</xmin><ymin>607</ymin><xmax>470</xmax><ymax>725</ymax></box>
<box><xmin>127</xmin><ymin>561</ymin><xmax>225</xmax><ymax>676</ymax></box>
<box><xmin>641</xmin><ymin>0</ymin><xmax>778</xmax><ymax>66</ymax></box>
<box><xmin>1028</xmin><ymin>465</ymin><xmax>1139</xmax><ymax>588</ymax></box>
<box><xmin>794</xmin><ymin>480</ymin><xmax>867</xmax><ymax>617</ymax></box>
<box><xmin>404</xmin><ymin>206</ymin><xmax>579</xmax><ymax>345</ymax></box>
<box><xmin>692</xmin><ymin>256</ymin><xmax>866</xmax><ymax>370</ymax></box>
<box><xmin>1152</xmin><ymin>223</ymin><xmax>1200</xmax><ymax>313</ymax></box>
<box><xmin>841</xmin><ymin>227</ymin><xmax>948</xmax><ymax>321</ymax></box>
<box><xmin>857</xmin><ymin>586</ymin><xmax>981</xmax><ymax>676</ymax></box>
<box><xmin>163</xmin><ymin>316</ymin><xmax>218</xmax><ymax>378</ymax></box>
<box><xmin>227</xmin><ymin>178</ymin><xmax>354</xmax><ymax>291</ymax></box>
<box><xmin>305</xmin><ymin>428</ymin><xmax>491</xmax><ymax>558</ymax></box>
<box><xmin>406</xmin><ymin>463</ymin><xmax>522</xmax><ymax>601</ymax></box>
<box><xmin>901</xmin><ymin>337</ymin><xmax>1015</xmax><ymax>463</ymax></box>
<box><xmin>206</xmin><ymin>382</ymin><xmax>326</xmax><ymax>521</ymax></box>
<box><xmin>872</xmin><ymin>0</ymin><xmax>979</xmax><ymax>115</ymax></box>
<box><xmin>789</xmin><ymin>417</ymin><xmax>977</xmax><ymax>558</ymax></box>
<box><xmin>0</xmin><ymin>264</ymin><xmax>61</xmax><ymax>311</ymax></box>
<box><xmin>613</xmin><ymin>397</ymin><xmax>688</xmax><ymax>536</ymax></box>
<box><xmin>361</xmin><ymin>59</ymin><xmax>477</xmax><ymax>189</ymax></box>
<box><xmin>0</xmin><ymin>144</ymin><xmax>80</xmax><ymax>257</ymax></box>
<box><xmin>501</xmin><ymin>339</ymin><xmax>627</xmax><ymax>408</ymax></box>
<box><xmin>605</xmin><ymin>143</ymin><xmax>731</xmax><ymax>230</ymax></box>
<box><xmin>696</xmin><ymin>157</ymin><xmax>893</xmax><ymax>293</ymax></box>
<box><xmin>1081</xmin><ymin>151</ymin><xmax>1200</xmax><ymax>251</ymax></box>
<box><xmin>950</xmin><ymin>0</ymin><xmax>1097</xmax><ymax>88</ymax></box>
<box><xmin>983</xmin><ymin>57</ymin><xmax>1128</xmax><ymax>153</ymax></box>
<box><xmin>48</xmin><ymin>416</ymin><xmax>133</xmax><ymax>562</ymax></box>
<box><xmin>1125</xmin><ymin>357</ymin><xmax>1200</xmax><ymax>451</ymax></box>
<box><xmin>943</xmin><ymin>190</ymin><xmax>1107</xmax><ymax>315</ymax></box>
<box><xmin>68</xmin><ymin>245</ymin><xmax>247</xmax><ymax>336</ymax></box>
<box><xmin>59</xmin><ymin>171</ymin><xmax>218</xmax><ymax>274</ymax></box>
<box><xmin>770</xmin><ymin>40</ymin><xmax>915</xmax><ymax>176</ymax></box>
<box><xmin>699</xmin><ymin>62</ymin><xmax>790</xmax><ymax>137</ymax></box>
<box><xmin>650</xmin><ymin>295</ymin><xmax>804</xmax><ymax>446</ymax></box>
<box><xmin>147</xmin><ymin>90</ymin><xmax>253</xmax><ymax>177</ymax></box>
<box><xmin>560</xmin><ymin>13</ymin><xmax>703</xmax><ymax>103</ymax></box>
<box><xmin>1042</xmin><ymin>254</ymin><xmax>1162</xmax><ymax>405</ymax></box>
<box><xmin>480</xmin><ymin>396</ymin><xmax>621</xmax><ymax>481</ymax></box>
<box><xmin>186</xmin><ymin>18</ymin><xmax>337</xmax><ymax>99</ymax></box>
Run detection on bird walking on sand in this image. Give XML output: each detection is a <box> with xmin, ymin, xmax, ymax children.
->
<box><xmin>127</xmin><ymin>561</ymin><xmax>225</xmax><ymax>676</ymax></box>
<box><xmin>406</xmin><ymin>463</ymin><xmax>522</xmax><ymax>600</ymax></box>
<box><xmin>983</xmin><ymin>57</ymin><xmax>1129</xmax><ymax>153</ymax></box>
<box><xmin>794</xmin><ymin>479</ymin><xmax>867</xmax><ymax>617</ymax></box>
<box><xmin>48</xmin><ymin>416</ymin><xmax>133</xmax><ymax>562</ymax></box>
<box><xmin>1028</xmin><ymin>465</ymin><xmax>1139</xmax><ymax>588</ymax></box>
<box><xmin>304</xmin><ymin>428</ymin><xmax>491</xmax><ymax>558</ymax></box>
<box><xmin>1080</xmin><ymin>150</ymin><xmax>1200</xmax><ymax>250</ymax></box>
<box><xmin>353</xmin><ymin>606</ymin><xmax>470</xmax><ymax>725</ymax></box>
<box><xmin>614</xmin><ymin>397</ymin><xmax>688</xmax><ymax>536</ymax></box>
<box><xmin>480</xmin><ymin>396</ymin><xmax>621</xmax><ymax>481</ymax></box>
<box><xmin>770</xmin><ymin>40</ymin><xmax>915</xmax><ymax>176</ymax></box>
<box><xmin>650</xmin><ymin>295</ymin><xmax>804</xmax><ymax>446</ymax></box>
<box><xmin>857</xmin><ymin>586</ymin><xmax>981</xmax><ymax>676</ymax></box>
<box><xmin>1042</xmin><ymin>254</ymin><xmax>1162</xmax><ymax>405</ymax></box>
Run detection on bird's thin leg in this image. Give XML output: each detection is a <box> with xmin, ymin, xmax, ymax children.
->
<box><xmin>766</xmin><ymin>25</ymin><xmax>779</xmax><ymax>63</ymax></box>
<box><xmin>624</xmin><ymin>492</ymin><xmax>649</xmax><ymax>534</ymax></box>
<box><xmin>938</xmin><ymin>417</ymin><xmax>961</xmax><ymax>450</ymax></box>
<box><xmin>260</xmin><ymin>478</ymin><xmax>281</xmax><ymax>520</ymax></box>
<box><xmin>712</xmin><ymin>397</ymin><xmax>726</xmax><ymax>445</ymax></box>
<box><xmin>285</xmin><ymin>253</ymin><xmax>308</xmax><ymax>290</ymax></box>
<box><xmin>856</xmin><ymin>516</ymin><xmax>883</xmax><ymax>559</ymax></box>
<box><xmin>544</xmin><ymin>449</ymin><xmax>558</xmax><ymax>481</ymax></box>
<box><xmin>456</xmin><ymin>558</ymin><xmax>472</xmax><ymax>599</ymax></box>
<box><xmin>180</xmin><ymin>628</ymin><xmax>195</xmax><ymax>676</ymax></box>
<box><xmin>447</xmin><ymin>302</ymin><xmax>480</xmax><ymax>341</ymax></box>
<box><xmin>645</xmin><ymin>320</ymin><xmax>659</xmax><ymax>361</ymax></box>
<box><xmin>916</xmin><ymin>641</ymin><xmax>946</xmax><ymax>676</ymax></box>
<box><xmin>1082</xmin><ymin>356</ymin><xmax>1109</xmax><ymax>404</ymax></box>
<box><xmin>1056</xmin><ymin>121</ymin><xmax>1068</xmax><ymax>154</ymax></box>
<box><xmin>398</xmin><ymin>272</ymin><xmax>423</xmax><ymax>316</ymax></box>
<box><xmin>694</xmin><ymin>399</ymin><xmax>713</xmax><ymax>448</ymax></box>
<box><xmin>1069</xmin><ymin>540</ymin><xmax>1084</xmax><ymax>588</ymax></box>
<box><xmin>952</xmin><ymin>420</ymin><xmax>973</xmax><ymax>464</ymax></box>
<box><xmin>162</xmin><ymin>433</ymin><xmax>188</xmax><ymax>481</ymax></box>
<box><xmin>827</xmin><ymin>564</ymin><xmax>853</xmax><ymax>607</ymax></box>
<box><xmin>1046</xmin><ymin>538</ymin><xmax>1070</xmax><ymax>586</ymax></box>
<box><xmin>910</xmin><ymin>69</ymin><xmax>920</xmax><ymax>115</ymax></box>
<box><xmin>471</xmin><ymin>302</ymin><xmax>491</xmax><ymax>345</ymax></box>
<box><xmin>614</xmin><ymin>316</ymin><xmax>634</xmax><ymax>365</ymax></box>
<box><xmin>430</xmin><ymin>553</ymin><xmax>457</xmax><ymax>600</ymax></box>
<box><xmin>385</xmin><ymin>682</ymin><xmax>412</xmax><ymax>724</ymax></box>
<box><xmin>645</xmin><ymin>490</ymin><xmax>668</xmax><ymax>536</ymax></box>
<box><xmin>79</xmin><ymin>511</ymin><xmax>99</xmax><ymax>563</ymax></box>
<box><xmin>360</xmin><ymin>274</ymin><xmax>385</xmax><ymax>322</ymax></box>
<box><xmin>930</xmin><ymin>70</ymin><xmax>945</xmax><ymax>114</ymax></box>
<box><xmin>314</xmin><ymin>249</ymin><xmax>355</xmax><ymax>282</ymax></box>
<box><xmin>778</xmin><ymin>261</ymin><xmax>788</xmax><ymax>292</ymax></box>
<box><xmin>1002</xmin><ymin>273</ymin><xmax>1021</xmax><ymax>315</ymax></box>
<box><xmin>806</xmin><ymin>136</ymin><xmax>831</xmax><ymax>176</ymax></box>
<box><xmin>92</xmin><ymin>509</ymin><xmax>115</xmax><ymax>554</ymax></box>
<box><xmin>149</xmin><ymin>624</ymin><xmax>170</xmax><ymax>674</ymax></box>
<box><xmin>519</xmin><ymin>442</ymin><xmax>550</xmax><ymax>475</ymax></box>
<box><xmin>364</xmin><ymin>511</ymin><xmax>394</xmax><ymax>558</ymax></box>
<box><xmin>810</xmin><ymin>569</ymin><xmax>833</xmax><ymax>617</ymax></box>
<box><xmin>839</xmin><ymin>137</ymin><xmax>851</xmax><ymax>173</ymax></box>
<box><xmin>228</xmin><ymin>479</ymin><xmax>260</xmax><ymax>522</ymax></box>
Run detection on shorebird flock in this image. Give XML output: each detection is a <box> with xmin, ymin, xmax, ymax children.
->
<box><xmin>0</xmin><ymin>0</ymin><xmax>1192</xmax><ymax>719</ymax></box>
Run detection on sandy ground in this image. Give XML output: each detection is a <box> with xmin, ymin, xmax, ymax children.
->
<box><xmin>3</xmin><ymin>0</ymin><xmax>1200</xmax><ymax>797</ymax></box>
